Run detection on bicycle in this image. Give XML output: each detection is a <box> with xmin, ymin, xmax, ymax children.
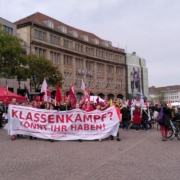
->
<box><xmin>167</xmin><ymin>120</ymin><xmax>180</xmax><ymax>140</ymax></box>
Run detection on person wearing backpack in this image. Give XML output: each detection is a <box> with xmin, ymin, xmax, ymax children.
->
<box><xmin>155</xmin><ymin>103</ymin><xmax>171</xmax><ymax>141</ymax></box>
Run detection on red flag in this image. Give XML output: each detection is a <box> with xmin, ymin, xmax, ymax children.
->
<box><xmin>69</xmin><ymin>85</ymin><xmax>77</xmax><ymax>109</ymax></box>
<box><xmin>55</xmin><ymin>84</ymin><xmax>62</xmax><ymax>103</ymax></box>
<box><xmin>96</xmin><ymin>96</ymin><xmax>99</xmax><ymax>104</ymax></box>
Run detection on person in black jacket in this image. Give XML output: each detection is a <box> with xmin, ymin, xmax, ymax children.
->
<box><xmin>121</xmin><ymin>105</ymin><xmax>130</xmax><ymax>130</ymax></box>
<box><xmin>141</xmin><ymin>105</ymin><xmax>149</xmax><ymax>132</ymax></box>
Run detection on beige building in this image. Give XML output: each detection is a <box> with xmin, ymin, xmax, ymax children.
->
<box><xmin>15</xmin><ymin>12</ymin><xmax>126</xmax><ymax>101</ymax></box>
<box><xmin>0</xmin><ymin>17</ymin><xmax>29</xmax><ymax>94</ymax></box>
<box><xmin>149</xmin><ymin>85</ymin><xmax>180</xmax><ymax>103</ymax></box>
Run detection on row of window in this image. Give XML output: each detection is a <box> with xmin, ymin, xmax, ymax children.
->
<box><xmin>33</xmin><ymin>47</ymin><xmax>124</xmax><ymax>74</ymax></box>
<box><xmin>33</xmin><ymin>29</ymin><xmax>122</xmax><ymax>60</ymax></box>
<box><xmin>43</xmin><ymin>20</ymin><xmax>99</xmax><ymax>44</ymax></box>
<box><xmin>164</xmin><ymin>96</ymin><xmax>179</xmax><ymax>99</ymax></box>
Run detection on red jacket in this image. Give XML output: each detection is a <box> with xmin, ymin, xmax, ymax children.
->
<box><xmin>133</xmin><ymin>110</ymin><xmax>141</xmax><ymax>124</ymax></box>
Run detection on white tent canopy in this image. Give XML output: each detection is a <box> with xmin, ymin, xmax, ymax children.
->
<box><xmin>171</xmin><ymin>102</ymin><xmax>180</xmax><ymax>106</ymax></box>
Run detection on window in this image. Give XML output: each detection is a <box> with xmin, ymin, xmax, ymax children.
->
<box><xmin>43</xmin><ymin>20</ymin><xmax>54</xmax><ymax>28</ymax></box>
<box><xmin>104</xmin><ymin>42</ymin><xmax>109</xmax><ymax>47</ymax></box>
<box><xmin>34</xmin><ymin>47</ymin><xmax>46</xmax><ymax>57</ymax></box>
<box><xmin>84</xmin><ymin>35</ymin><xmax>88</xmax><ymax>41</ymax></box>
<box><xmin>50</xmin><ymin>52</ymin><xmax>60</xmax><ymax>64</ymax></box>
<box><xmin>64</xmin><ymin>55</ymin><xmax>72</xmax><ymax>66</ymax></box>
<box><xmin>73</xmin><ymin>30</ymin><xmax>78</xmax><ymax>38</ymax></box>
<box><xmin>94</xmin><ymin>39</ymin><xmax>99</xmax><ymax>45</ymax></box>
<box><xmin>50</xmin><ymin>34</ymin><xmax>60</xmax><ymax>45</ymax></box>
<box><xmin>3</xmin><ymin>25</ymin><xmax>13</xmax><ymax>35</ymax></box>
<box><xmin>75</xmin><ymin>43</ymin><xmax>83</xmax><ymax>52</ymax></box>
<box><xmin>58</xmin><ymin>26</ymin><xmax>67</xmax><ymax>33</ymax></box>
<box><xmin>63</xmin><ymin>39</ymin><xmax>73</xmax><ymax>49</ymax></box>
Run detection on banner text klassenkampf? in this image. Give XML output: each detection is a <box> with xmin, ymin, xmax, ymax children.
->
<box><xmin>6</xmin><ymin>105</ymin><xmax>120</xmax><ymax>140</ymax></box>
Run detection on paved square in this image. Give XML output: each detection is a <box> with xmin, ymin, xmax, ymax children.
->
<box><xmin>0</xmin><ymin>127</ymin><xmax>179</xmax><ymax>180</ymax></box>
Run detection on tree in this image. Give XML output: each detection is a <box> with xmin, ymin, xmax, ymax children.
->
<box><xmin>154</xmin><ymin>89</ymin><xmax>165</xmax><ymax>103</ymax></box>
<box><xmin>0</xmin><ymin>25</ymin><xmax>27</xmax><ymax>78</ymax></box>
<box><xmin>26</xmin><ymin>54</ymin><xmax>63</xmax><ymax>91</ymax></box>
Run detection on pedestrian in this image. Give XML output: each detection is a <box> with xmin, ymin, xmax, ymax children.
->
<box><xmin>141</xmin><ymin>105</ymin><xmax>149</xmax><ymax>132</ymax></box>
<box><xmin>154</xmin><ymin>103</ymin><xmax>171</xmax><ymax>141</ymax></box>
<box><xmin>133</xmin><ymin>105</ymin><xmax>141</xmax><ymax>132</ymax></box>
<box><xmin>121</xmin><ymin>105</ymin><xmax>130</xmax><ymax>130</ymax></box>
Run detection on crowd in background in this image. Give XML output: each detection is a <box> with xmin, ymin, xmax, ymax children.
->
<box><xmin>0</xmin><ymin>97</ymin><xmax>180</xmax><ymax>142</ymax></box>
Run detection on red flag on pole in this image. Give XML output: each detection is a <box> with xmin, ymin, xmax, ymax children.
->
<box><xmin>55</xmin><ymin>84</ymin><xmax>62</xmax><ymax>103</ymax></box>
<box><xmin>69</xmin><ymin>84</ymin><xmax>77</xmax><ymax>109</ymax></box>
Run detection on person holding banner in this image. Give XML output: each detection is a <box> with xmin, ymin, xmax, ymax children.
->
<box><xmin>111</xmin><ymin>101</ymin><xmax>121</xmax><ymax>141</ymax></box>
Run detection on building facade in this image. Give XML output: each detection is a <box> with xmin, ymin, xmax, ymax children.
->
<box><xmin>149</xmin><ymin>85</ymin><xmax>180</xmax><ymax>103</ymax></box>
<box><xmin>0</xmin><ymin>17</ymin><xmax>29</xmax><ymax>94</ymax></box>
<box><xmin>15</xmin><ymin>12</ymin><xmax>126</xmax><ymax>101</ymax></box>
<box><xmin>126</xmin><ymin>52</ymin><xmax>149</xmax><ymax>99</ymax></box>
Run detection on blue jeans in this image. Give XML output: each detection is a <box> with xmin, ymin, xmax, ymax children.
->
<box><xmin>123</xmin><ymin>121</ymin><xmax>128</xmax><ymax>130</ymax></box>
<box><xmin>134</xmin><ymin>124</ymin><xmax>139</xmax><ymax>131</ymax></box>
<box><xmin>142</xmin><ymin>118</ymin><xmax>148</xmax><ymax>131</ymax></box>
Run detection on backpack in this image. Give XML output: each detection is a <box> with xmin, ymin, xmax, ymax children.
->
<box><xmin>156</xmin><ymin>107</ymin><xmax>163</xmax><ymax>123</ymax></box>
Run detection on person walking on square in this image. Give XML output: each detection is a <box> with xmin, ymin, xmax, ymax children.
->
<box><xmin>154</xmin><ymin>103</ymin><xmax>171</xmax><ymax>141</ymax></box>
<box><xmin>141</xmin><ymin>105</ymin><xmax>149</xmax><ymax>132</ymax></box>
<box><xmin>133</xmin><ymin>106</ymin><xmax>141</xmax><ymax>132</ymax></box>
<box><xmin>121</xmin><ymin>105</ymin><xmax>130</xmax><ymax>130</ymax></box>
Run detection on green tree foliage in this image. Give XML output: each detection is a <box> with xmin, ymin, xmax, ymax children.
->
<box><xmin>0</xmin><ymin>25</ymin><xmax>27</xmax><ymax>78</ymax></box>
<box><xmin>26</xmin><ymin>54</ymin><xmax>63</xmax><ymax>91</ymax></box>
<box><xmin>154</xmin><ymin>88</ymin><xmax>165</xmax><ymax>103</ymax></box>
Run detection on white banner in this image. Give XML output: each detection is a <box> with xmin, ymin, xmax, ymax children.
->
<box><xmin>5</xmin><ymin>105</ymin><xmax>120</xmax><ymax>140</ymax></box>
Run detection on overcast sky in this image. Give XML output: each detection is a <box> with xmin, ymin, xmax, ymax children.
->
<box><xmin>1</xmin><ymin>0</ymin><xmax>180</xmax><ymax>87</ymax></box>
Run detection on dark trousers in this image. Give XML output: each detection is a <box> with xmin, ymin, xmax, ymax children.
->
<box><xmin>122</xmin><ymin>120</ymin><xmax>128</xmax><ymax>129</ymax></box>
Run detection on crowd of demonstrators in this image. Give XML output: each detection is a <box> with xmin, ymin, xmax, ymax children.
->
<box><xmin>1</xmin><ymin>96</ymin><xmax>180</xmax><ymax>142</ymax></box>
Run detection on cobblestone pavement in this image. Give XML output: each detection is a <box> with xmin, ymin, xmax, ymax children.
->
<box><xmin>0</xmin><ymin>127</ymin><xmax>180</xmax><ymax>180</ymax></box>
